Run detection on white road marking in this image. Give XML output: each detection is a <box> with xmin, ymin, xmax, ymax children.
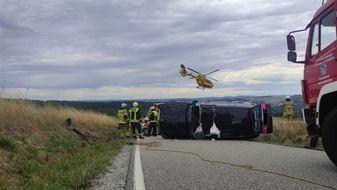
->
<box><xmin>134</xmin><ymin>145</ymin><xmax>146</xmax><ymax>190</ymax></box>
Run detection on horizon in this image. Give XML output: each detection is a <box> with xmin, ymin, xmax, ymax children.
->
<box><xmin>15</xmin><ymin>94</ymin><xmax>303</xmax><ymax>102</ymax></box>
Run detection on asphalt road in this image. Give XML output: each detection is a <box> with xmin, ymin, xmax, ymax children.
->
<box><xmin>125</xmin><ymin>136</ymin><xmax>337</xmax><ymax>190</ymax></box>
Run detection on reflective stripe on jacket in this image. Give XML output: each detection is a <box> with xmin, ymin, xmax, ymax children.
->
<box><xmin>149</xmin><ymin>110</ymin><xmax>158</xmax><ymax>122</ymax></box>
<box><xmin>117</xmin><ymin>109</ymin><xmax>129</xmax><ymax>124</ymax></box>
<box><xmin>129</xmin><ymin>107</ymin><xmax>140</xmax><ymax>123</ymax></box>
<box><xmin>283</xmin><ymin>101</ymin><xmax>294</xmax><ymax>115</ymax></box>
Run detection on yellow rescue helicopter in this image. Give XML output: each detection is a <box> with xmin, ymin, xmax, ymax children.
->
<box><xmin>179</xmin><ymin>64</ymin><xmax>219</xmax><ymax>89</ymax></box>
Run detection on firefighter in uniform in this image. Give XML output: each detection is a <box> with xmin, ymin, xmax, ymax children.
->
<box><xmin>117</xmin><ymin>103</ymin><xmax>130</xmax><ymax>138</ymax></box>
<box><xmin>147</xmin><ymin>106</ymin><xmax>158</xmax><ymax>137</ymax></box>
<box><xmin>281</xmin><ymin>96</ymin><xmax>294</xmax><ymax>121</ymax></box>
<box><xmin>129</xmin><ymin>102</ymin><xmax>144</xmax><ymax>139</ymax></box>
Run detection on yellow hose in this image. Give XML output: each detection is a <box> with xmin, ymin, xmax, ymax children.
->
<box><xmin>146</xmin><ymin>147</ymin><xmax>337</xmax><ymax>190</ymax></box>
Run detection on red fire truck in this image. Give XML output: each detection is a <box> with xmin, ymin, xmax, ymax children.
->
<box><xmin>286</xmin><ymin>0</ymin><xmax>337</xmax><ymax>166</ymax></box>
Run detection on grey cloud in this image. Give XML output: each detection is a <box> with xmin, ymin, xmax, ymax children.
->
<box><xmin>0</xmin><ymin>0</ymin><xmax>324</xmax><ymax>100</ymax></box>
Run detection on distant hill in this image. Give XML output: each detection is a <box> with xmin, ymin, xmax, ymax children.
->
<box><xmin>149</xmin><ymin>94</ymin><xmax>305</xmax><ymax>117</ymax></box>
<box><xmin>230</xmin><ymin>95</ymin><xmax>304</xmax><ymax>117</ymax></box>
<box><xmin>30</xmin><ymin>95</ymin><xmax>304</xmax><ymax>117</ymax></box>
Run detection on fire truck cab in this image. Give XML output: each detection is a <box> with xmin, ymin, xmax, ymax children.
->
<box><xmin>286</xmin><ymin>0</ymin><xmax>337</xmax><ymax>166</ymax></box>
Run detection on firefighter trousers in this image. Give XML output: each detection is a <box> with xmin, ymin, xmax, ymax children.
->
<box><xmin>130</xmin><ymin>122</ymin><xmax>143</xmax><ymax>138</ymax></box>
<box><xmin>147</xmin><ymin>122</ymin><xmax>157</xmax><ymax>136</ymax></box>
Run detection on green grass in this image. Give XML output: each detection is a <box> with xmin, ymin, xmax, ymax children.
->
<box><xmin>0</xmin><ymin>98</ymin><xmax>125</xmax><ymax>190</ymax></box>
<box><xmin>0</xmin><ymin>134</ymin><xmax>17</xmax><ymax>152</ymax></box>
<box><xmin>1</xmin><ymin>129</ymin><xmax>125</xmax><ymax>190</ymax></box>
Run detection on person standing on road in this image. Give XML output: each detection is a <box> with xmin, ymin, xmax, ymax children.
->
<box><xmin>281</xmin><ymin>96</ymin><xmax>294</xmax><ymax>121</ymax></box>
<box><xmin>129</xmin><ymin>102</ymin><xmax>144</xmax><ymax>139</ymax></box>
<box><xmin>117</xmin><ymin>103</ymin><xmax>130</xmax><ymax>138</ymax></box>
<box><xmin>147</xmin><ymin>106</ymin><xmax>158</xmax><ymax>137</ymax></box>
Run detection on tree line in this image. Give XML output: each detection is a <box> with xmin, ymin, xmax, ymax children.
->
<box><xmin>30</xmin><ymin>100</ymin><xmax>155</xmax><ymax>117</ymax></box>
<box><xmin>29</xmin><ymin>95</ymin><xmax>305</xmax><ymax>118</ymax></box>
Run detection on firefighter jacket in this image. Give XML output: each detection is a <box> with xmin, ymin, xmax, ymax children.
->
<box><xmin>282</xmin><ymin>101</ymin><xmax>294</xmax><ymax>115</ymax></box>
<box><xmin>149</xmin><ymin>110</ymin><xmax>158</xmax><ymax>123</ymax></box>
<box><xmin>129</xmin><ymin>107</ymin><xmax>141</xmax><ymax>123</ymax></box>
<box><xmin>117</xmin><ymin>108</ymin><xmax>129</xmax><ymax>124</ymax></box>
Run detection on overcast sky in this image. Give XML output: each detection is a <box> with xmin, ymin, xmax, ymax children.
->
<box><xmin>0</xmin><ymin>0</ymin><xmax>323</xmax><ymax>100</ymax></box>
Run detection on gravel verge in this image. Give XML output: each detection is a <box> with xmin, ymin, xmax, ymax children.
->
<box><xmin>90</xmin><ymin>144</ymin><xmax>133</xmax><ymax>190</ymax></box>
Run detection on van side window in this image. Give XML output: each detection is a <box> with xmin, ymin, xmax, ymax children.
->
<box><xmin>310</xmin><ymin>10</ymin><xmax>336</xmax><ymax>57</ymax></box>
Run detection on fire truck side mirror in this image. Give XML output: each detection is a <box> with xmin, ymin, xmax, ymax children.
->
<box><xmin>287</xmin><ymin>51</ymin><xmax>297</xmax><ymax>62</ymax></box>
<box><xmin>287</xmin><ymin>35</ymin><xmax>296</xmax><ymax>51</ymax></box>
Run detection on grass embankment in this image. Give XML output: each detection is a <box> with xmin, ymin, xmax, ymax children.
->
<box><xmin>0</xmin><ymin>98</ymin><xmax>124</xmax><ymax>189</ymax></box>
<box><xmin>256</xmin><ymin>117</ymin><xmax>323</xmax><ymax>150</ymax></box>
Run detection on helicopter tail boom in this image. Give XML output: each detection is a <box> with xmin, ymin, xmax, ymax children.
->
<box><xmin>180</xmin><ymin>64</ymin><xmax>195</xmax><ymax>78</ymax></box>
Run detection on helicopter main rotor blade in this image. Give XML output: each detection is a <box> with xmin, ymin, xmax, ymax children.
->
<box><xmin>205</xmin><ymin>69</ymin><xmax>220</xmax><ymax>76</ymax></box>
<box><xmin>187</xmin><ymin>67</ymin><xmax>202</xmax><ymax>75</ymax></box>
<box><xmin>206</xmin><ymin>76</ymin><xmax>218</xmax><ymax>81</ymax></box>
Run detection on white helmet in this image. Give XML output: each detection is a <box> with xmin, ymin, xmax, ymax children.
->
<box><xmin>121</xmin><ymin>103</ymin><xmax>127</xmax><ymax>108</ymax></box>
<box><xmin>285</xmin><ymin>96</ymin><xmax>291</xmax><ymax>100</ymax></box>
<box><xmin>133</xmin><ymin>102</ymin><xmax>138</xmax><ymax>107</ymax></box>
<box><xmin>150</xmin><ymin>106</ymin><xmax>155</xmax><ymax>110</ymax></box>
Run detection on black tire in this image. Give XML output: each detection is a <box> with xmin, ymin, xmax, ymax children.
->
<box><xmin>321</xmin><ymin>107</ymin><xmax>337</xmax><ymax>167</ymax></box>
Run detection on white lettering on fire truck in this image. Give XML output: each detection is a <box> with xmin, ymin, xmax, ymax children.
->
<box><xmin>308</xmin><ymin>97</ymin><xmax>317</xmax><ymax>104</ymax></box>
<box><xmin>314</xmin><ymin>52</ymin><xmax>334</xmax><ymax>67</ymax></box>
<box><xmin>318</xmin><ymin>78</ymin><xmax>333</xmax><ymax>85</ymax></box>
<box><xmin>319</xmin><ymin>75</ymin><xmax>330</xmax><ymax>81</ymax></box>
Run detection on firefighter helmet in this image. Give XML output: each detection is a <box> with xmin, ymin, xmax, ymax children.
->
<box><xmin>121</xmin><ymin>103</ymin><xmax>127</xmax><ymax>108</ymax></box>
<box><xmin>133</xmin><ymin>102</ymin><xmax>138</xmax><ymax>107</ymax></box>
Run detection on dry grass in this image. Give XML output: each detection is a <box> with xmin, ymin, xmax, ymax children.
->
<box><xmin>256</xmin><ymin>117</ymin><xmax>322</xmax><ymax>149</ymax></box>
<box><xmin>0</xmin><ymin>98</ymin><xmax>117</xmax><ymax>144</ymax></box>
<box><xmin>0</xmin><ymin>98</ymin><xmax>121</xmax><ymax>189</ymax></box>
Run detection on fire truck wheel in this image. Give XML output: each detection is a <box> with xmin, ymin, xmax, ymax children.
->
<box><xmin>322</xmin><ymin>107</ymin><xmax>337</xmax><ymax>167</ymax></box>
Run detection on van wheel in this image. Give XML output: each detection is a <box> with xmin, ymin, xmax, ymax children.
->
<box><xmin>322</xmin><ymin>107</ymin><xmax>337</xmax><ymax>167</ymax></box>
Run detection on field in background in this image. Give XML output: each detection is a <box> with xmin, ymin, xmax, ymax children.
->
<box><xmin>0</xmin><ymin>98</ymin><xmax>124</xmax><ymax>189</ymax></box>
<box><xmin>0</xmin><ymin>97</ymin><xmax>322</xmax><ymax>189</ymax></box>
<box><xmin>255</xmin><ymin>117</ymin><xmax>322</xmax><ymax>150</ymax></box>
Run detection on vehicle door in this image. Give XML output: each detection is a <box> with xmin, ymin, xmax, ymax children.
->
<box><xmin>304</xmin><ymin>6</ymin><xmax>337</xmax><ymax>105</ymax></box>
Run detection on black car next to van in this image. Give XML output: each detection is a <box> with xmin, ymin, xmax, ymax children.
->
<box><xmin>158</xmin><ymin>100</ymin><xmax>273</xmax><ymax>140</ymax></box>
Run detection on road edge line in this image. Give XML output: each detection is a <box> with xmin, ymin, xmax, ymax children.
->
<box><xmin>133</xmin><ymin>145</ymin><xmax>146</xmax><ymax>190</ymax></box>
